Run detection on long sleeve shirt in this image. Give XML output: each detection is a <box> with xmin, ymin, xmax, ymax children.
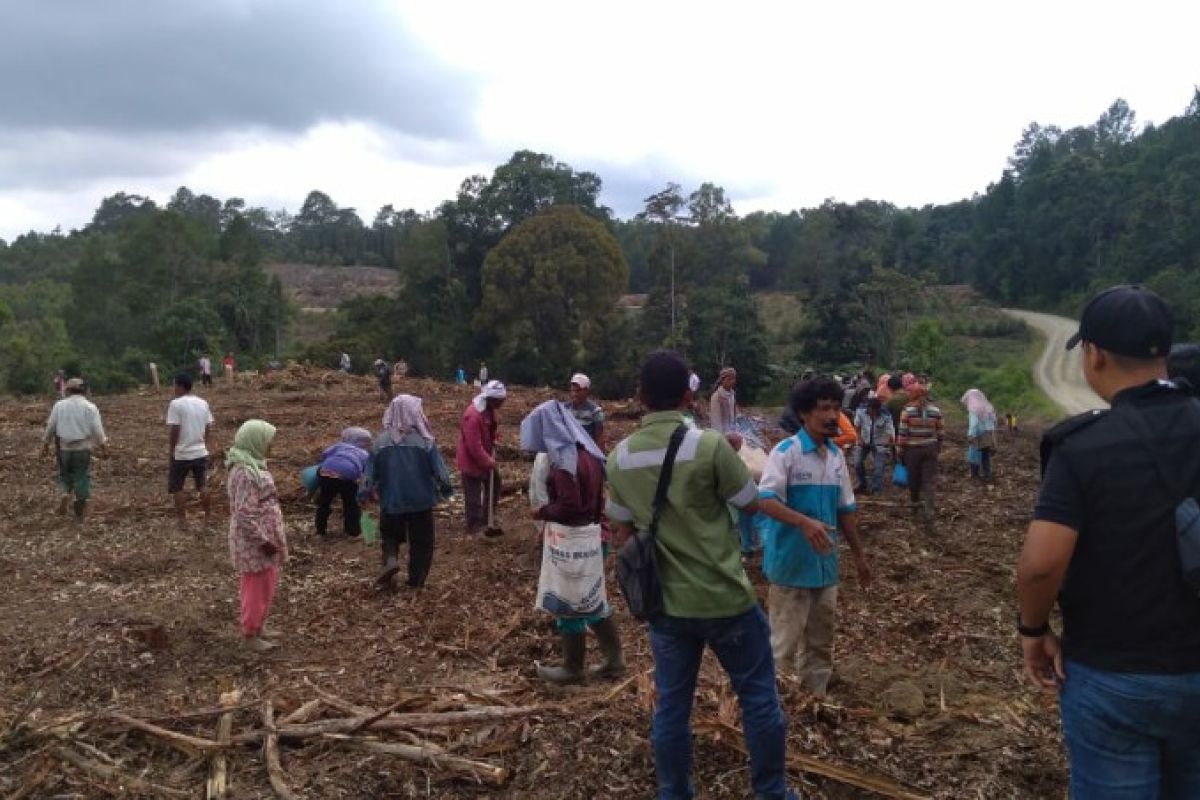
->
<box><xmin>226</xmin><ymin>467</ymin><xmax>287</xmax><ymax>574</ymax></box>
<box><xmin>897</xmin><ymin>402</ymin><xmax>944</xmax><ymax>448</ymax></box>
<box><xmin>709</xmin><ymin>388</ymin><xmax>737</xmax><ymax>434</ymax></box>
<box><xmin>44</xmin><ymin>395</ymin><xmax>107</xmax><ymax>451</ymax></box>
<box><xmin>455</xmin><ymin>404</ymin><xmax>498</xmax><ymax>477</ymax></box>
<box><xmin>534</xmin><ymin>448</ymin><xmax>604</xmax><ymax>527</ymax></box>
<box><xmin>854</xmin><ymin>409</ymin><xmax>896</xmax><ymax>448</ymax></box>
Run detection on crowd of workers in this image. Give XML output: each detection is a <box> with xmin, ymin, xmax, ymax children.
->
<box><xmin>38</xmin><ymin>283</ymin><xmax>1200</xmax><ymax>798</ymax></box>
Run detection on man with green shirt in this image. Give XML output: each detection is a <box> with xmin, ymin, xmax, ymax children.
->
<box><xmin>607</xmin><ymin>351</ymin><xmax>793</xmax><ymax>800</ymax></box>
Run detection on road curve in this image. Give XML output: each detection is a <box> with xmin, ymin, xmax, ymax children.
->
<box><xmin>1003</xmin><ymin>309</ymin><xmax>1107</xmax><ymax>416</ymax></box>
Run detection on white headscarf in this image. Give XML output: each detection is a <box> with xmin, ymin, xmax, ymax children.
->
<box><xmin>960</xmin><ymin>388</ymin><xmax>995</xmax><ymax>420</ymax></box>
<box><xmin>383</xmin><ymin>394</ymin><xmax>435</xmax><ymax>444</ymax></box>
<box><xmin>472</xmin><ymin>380</ymin><xmax>507</xmax><ymax>412</ymax></box>
<box><xmin>520</xmin><ymin>399</ymin><xmax>605</xmax><ymax>476</ymax></box>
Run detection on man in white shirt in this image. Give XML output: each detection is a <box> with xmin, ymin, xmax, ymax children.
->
<box><xmin>198</xmin><ymin>354</ymin><xmax>213</xmax><ymax>387</ymax></box>
<box><xmin>167</xmin><ymin>373</ymin><xmax>215</xmax><ymax>530</ymax></box>
<box><xmin>42</xmin><ymin>378</ymin><xmax>108</xmax><ymax>522</ymax></box>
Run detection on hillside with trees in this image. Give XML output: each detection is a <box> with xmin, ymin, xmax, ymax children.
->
<box><xmin>2</xmin><ymin>90</ymin><xmax>1199</xmax><ymax>398</ymax></box>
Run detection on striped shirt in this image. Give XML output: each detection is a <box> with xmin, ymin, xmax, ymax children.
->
<box><xmin>897</xmin><ymin>402</ymin><xmax>944</xmax><ymax>448</ymax></box>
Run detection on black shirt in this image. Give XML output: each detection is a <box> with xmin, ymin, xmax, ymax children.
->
<box><xmin>1035</xmin><ymin>380</ymin><xmax>1200</xmax><ymax>673</ymax></box>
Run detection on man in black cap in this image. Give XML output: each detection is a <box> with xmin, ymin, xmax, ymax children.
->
<box><xmin>1016</xmin><ymin>285</ymin><xmax>1200</xmax><ymax>797</ymax></box>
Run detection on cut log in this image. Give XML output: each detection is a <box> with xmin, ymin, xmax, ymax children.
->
<box><xmin>206</xmin><ymin>691</ymin><xmax>239</xmax><ymax>800</ymax></box>
<box><xmin>55</xmin><ymin>745</ymin><xmax>191</xmax><ymax>798</ymax></box>
<box><xmin>230</xmin><ymin>704</ymin><xmax>550</xmax><ymax>745</ymax></box>
<box><xmin>278</xmin><ymin>699</ymin><xmax>322</xmax><ymax>726</ymax></box>
<box><xmin>261</xmin><ymin>701</ymin><xmax>299</xmax><ymax>800</ymax></box>
<box><xmin>108</xmin><ymin>712</ymin><xmax>222</xmax><ymax>756</ymax></box>
<box><xmin>330</xmin><ymin>735</ymin><xmax>509</xmax><ymax>786</ymax></box>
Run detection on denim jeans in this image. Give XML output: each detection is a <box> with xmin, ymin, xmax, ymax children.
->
<box><xmin>648</xmin><ymin>606</ymin><xmax>790</xmax><ymax>800</ymax></box>
<box><xmin>738</xmin><ymin>510</ymin><xmax>761</xmax><ymax>554</ymax></box>
<box><xmin>1060</xmin><ymin>659</ymin><xmax>1200</xmax><ymax>799</ymax></box>
<box><xmin>855</xmin><ymin>445</ymin><xmax>887</xmax><ymax>494</ymax></box>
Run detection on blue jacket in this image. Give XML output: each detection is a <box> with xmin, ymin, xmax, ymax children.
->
<box><xmin>320</xmin><ymin>442</ymin><xmax>370</xmax><ymax>481</ymax></box>
<box><xmin>372</xmin><ymin>431</ymin><xmax>454</xmax><ymax>514</ymax></box>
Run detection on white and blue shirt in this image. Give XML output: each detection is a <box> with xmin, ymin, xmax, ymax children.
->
<box><xmin>758</xmin><ymin>428</ymin><xmax>857</xmax><ymax>588</ymax></box>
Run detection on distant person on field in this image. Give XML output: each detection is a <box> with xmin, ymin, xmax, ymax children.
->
<box><xmin>373</xmin><ymin>394</ymin><xmax>453</xmax><ymax>589</ymax></box>
<box><xmin>1006</xmin><ymin>412</ymin><xmax>1019</xmax><ymax>434</ymax></box>
<box><xmin>709</xmin><ymin>367</ymin><xmax>738</xmax><ymax>434</ymax></box>
<box><xmin>339</xmin><ymin>352</ymin><xmax>351</xmax><ymax>373</ymax></box>
<box><xmin>198</xmin><ymin>353</ymin><xmax>213</xmax><ymax>387</ymax></box>
<box><xmin>226</xmin><ymin>420</ymin><xmax>287</xmax><ymax>653</ymax></box>
<box><xmin>896</xmin><ymin>384</ymin><xmax>943</xmax><ymax>533</ymax></box>
<box><xmin>167</xmin><ymin>373</ymin><xmax>215</xmax><ymax>530</ymax></box>
<box><xmin>393</xmin><ymin>358</ymin><xmax>409</xmax><ymax>379</ymax></box>
<box><xmin>567</xmin><ymin>372</ymin><xmax>606</xmax><ymax>450</ymax></box>
<box><xmin>457</xmin><ymin>380</ymin><xmax>506</xmax><ymax>536</ymax></box>
<box><xmin>1017</xmin><ymin>284</ymin><xmax>1200</xmax><ymax>798</ymax></box>
<box><xmin>961</xmin><ymin>388</ymin><xmax>998</xmax><ymax>482</ymax></box>
<box><xmin>223</xmin><ymin>351</ymin><xmax>235</xmax><ymax>380</ymax></box>
<box><xmin>42</xmin><ymin>377</ymin><xmax>107</xmax><ymax>522</ymax></box>
<box><xmin>854</xmin><ymin>397</ymin><xmax>894</xmax><ymax>495</ymax></box>
<box><xmin>606</xmin><ymin>350</ymin><xmax>795</xmax><ymax>800</ymax></box>
<box><xmin>374</xmin><ymin>355</ymin><xmax>392</xmax><ymax>401</ymax></box>
<box><xmin>314</xmin><ymin>427</ymin><xmax>372</xmax><ymax>538</ymax></box>
<box><xmin>757</xmin><ymin>376</ymin><xmax>872</xmax><ymax>696</ymax></box>
<box><xmin>53</xmin><ymin>369</ymin><xmax>66</xmax><ymax>398</ymax></box>
<box><xmin>455</xmin><ymin>365</ymin><xmax>467</xmax><ymax>385</ymax></box>
<box><xmin>479</xmin><ymin>361</ymin><xmax>489</xmax><ymax>384</ymax></box>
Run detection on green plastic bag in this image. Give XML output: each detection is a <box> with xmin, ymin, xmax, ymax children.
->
<box><xmin>361</xmin><ymin>514</ymin><xmax>378</xmax><ymax>546</ymax></box>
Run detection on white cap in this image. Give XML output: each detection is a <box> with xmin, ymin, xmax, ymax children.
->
<box><xmin>570</xmin><ymin>373</ymin><xmax>591</xmax><ymax>389</ymax></box>
<box><xmin>688</xmin><ymin>373</ymin><xmax>701</xmax><ymax>392</ymax></box>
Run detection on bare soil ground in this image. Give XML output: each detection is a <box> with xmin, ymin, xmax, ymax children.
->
<box><xmin>264</xmin><ymin>263</ymin><xmax>400</xmax><ymax>310</ymax></box>
<box><xmin>0</xmin><ymin>372</ymin><xmax>1065</xmax><ymax>799</ymax></box>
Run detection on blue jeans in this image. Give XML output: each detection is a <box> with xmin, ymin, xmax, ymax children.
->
<box><xmin>738</xmin><ymin>510</ymin><xmax>760</xmax><ymax>554</ymax></box>
<box><xmin>648</xmin><ymin>606</ymin><xmax>790</xmax><ymax>800</ymax></box>
<box><xmin>855</xmin><ymin>445</ymin><xmax>887</xmax><ymax>494</ymax></box>
<box><xmin>1060</xmin><ymin>660</ymin><xmax>1200</xmax><ymax>799</ymax></box>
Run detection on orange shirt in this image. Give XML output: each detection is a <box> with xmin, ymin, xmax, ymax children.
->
<box><xmin>834</xmin><ymin>411</ymin><xmax>858</xmax><ymax>449</ymax></box>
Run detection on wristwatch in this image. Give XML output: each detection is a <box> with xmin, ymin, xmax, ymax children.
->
<box><xmin>1016</xmin><ymin>615</ymin><xmax>1050</xmax><ymax>638</ymax></box>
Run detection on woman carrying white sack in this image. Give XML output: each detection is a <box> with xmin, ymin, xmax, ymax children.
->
<box><xmin>521</xmin><ymin>399</ymin><xmax>625</xmax><ymax>685</ymax></box>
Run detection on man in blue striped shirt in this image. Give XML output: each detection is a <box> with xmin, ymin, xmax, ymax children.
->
<box><xmin>758</xmin><ymin>376</ymin><xmax>873</xmax><ymax>696</ymax></box>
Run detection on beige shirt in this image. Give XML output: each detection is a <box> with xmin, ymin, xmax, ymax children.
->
<box><xmin>44</xmin><ymin>394</ymin><xmax>107</xmax><ymax>451</ymax></box>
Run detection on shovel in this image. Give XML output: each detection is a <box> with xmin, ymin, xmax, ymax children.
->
<box><xmin>484</xmin><ymin>469</ymin><xmax>505</xmax><ymax>538</ymax></box>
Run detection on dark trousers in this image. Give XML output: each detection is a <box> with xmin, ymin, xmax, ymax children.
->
<box><xmin>903</xmin><ymin>444</ymin><xmax>940</xmax><ymax>513</ymax></box>
<box><xmin>315</xmin><ymin>475</ymin><xmax>361</xmax><ymax>536</ymax></box>
<box><xmin>381</xmin><ymin>510</ymin><xmax>435</xmax><ymax>587</ymax></box>
<box><xmin>460</xmin><ymin>471</ymin><xmax>499</xmax><ymax>534</ymax></box>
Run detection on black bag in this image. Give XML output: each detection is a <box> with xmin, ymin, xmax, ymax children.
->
<box><xmin>617</xmin><ymin>424</ymin><xmax>688</xmax><ymax>621</ymax></box>
<box><xmin>1116</xmin><ymin>402</ymin><xmax>1200</xmax><ymax>596</ymax></box>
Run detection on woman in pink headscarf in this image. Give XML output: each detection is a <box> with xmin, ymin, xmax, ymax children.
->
<box><xmin>961</xmin><ymin>388</ymin><xmax>998</xmax><ymax>482</ymax></box>
<box><xmin>373</xmin><ymin>395</ymin><xmax>453</xmax><ymax>589</ymax></box>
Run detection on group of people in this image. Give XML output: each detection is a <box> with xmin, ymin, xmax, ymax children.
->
<box><xmin>41</xmin><ymin>282</ymin><xmax>1200</xmax><ymax>798</ymax></box>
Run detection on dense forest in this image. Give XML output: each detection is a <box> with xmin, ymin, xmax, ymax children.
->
<box><xmin>2</xmin><ymin>91</ymin><xmax>1199</xmax><ymax>398</ymax></box>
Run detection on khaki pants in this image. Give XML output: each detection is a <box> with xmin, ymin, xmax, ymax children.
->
<box><xmin>768</xmin><ymin>584</ymin><xmax>838</xmax><ymax>695</ymax></box>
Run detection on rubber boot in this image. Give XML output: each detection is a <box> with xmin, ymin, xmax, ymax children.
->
<box><xmin>376</xmin><ymin>532</ymin><xmax>400</xmax><ymax>588</ymax></box>
<box><xmin>588</xmin><ymin>617</ymin><xmax>626</xmax><ymax>679</ymax></box>
<box><xmin>56</xmin><ymin>494</ymin><xmax>71</xmax><ymax>516</ymax></box>
<box><xmin>537</xmin><ymin>633</ymin><xmax>586</xmax><ymax>685</ymax></box>
<box><xmin>73</xmin><ymin>499</ymin><xmax>87</xmax><ymax>523</ymax></box>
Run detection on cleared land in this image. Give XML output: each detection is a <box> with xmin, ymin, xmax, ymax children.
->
<box><xmin>0</xmin><ymin>370</ymin><xmax>1066</xmax><ymax>798</ymax></box>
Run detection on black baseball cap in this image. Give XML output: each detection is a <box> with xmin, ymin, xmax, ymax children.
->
<box><xmin>1065</xmin><ymin>284</ymin><xmax>1173</xmax><ymax>359</ymax></box>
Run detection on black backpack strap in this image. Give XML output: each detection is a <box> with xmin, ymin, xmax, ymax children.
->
<box><xmin>648</xmin><ymin>424</ymin><xmax>689</xmax><ymax>540</ymax></box>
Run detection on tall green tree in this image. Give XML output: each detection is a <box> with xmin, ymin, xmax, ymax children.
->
<box><xmin>475</xmin><ymin>206</ymin><xmax>628</xmax><ymax>385</ymax></box>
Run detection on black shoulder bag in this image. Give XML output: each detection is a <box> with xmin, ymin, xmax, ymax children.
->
<box><xmin>617</xmin><ymin>424</ymin><xmax>688</xmax><ymax>621</ymax></box>
<box><xmin>1115</xmin><ymin>402</ymin><xmax>1200</xmax><ymax>597</ymax></box>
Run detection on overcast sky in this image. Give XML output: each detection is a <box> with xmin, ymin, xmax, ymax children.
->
<box><xmin>1</xmin><ymin>0</ymin><xmax>1197</xmax><ymax>240</ymax></box>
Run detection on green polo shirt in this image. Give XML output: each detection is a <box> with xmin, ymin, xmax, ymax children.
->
<box><xmin>606</xmin><ymin>411</ymin><xmax>759</xmax><ymax>618</ymax></box>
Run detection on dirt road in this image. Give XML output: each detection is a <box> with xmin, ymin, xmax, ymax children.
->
<box><xmin>1004</xmin><ymin>309</ymin><xmax>1106</xmax><ymax>416</ymax></box>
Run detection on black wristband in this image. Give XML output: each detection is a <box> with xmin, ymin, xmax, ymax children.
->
<box><xmin>1017</xmin><ymin>615</ymin><xmax>1050</xmax><ymax>638</ymax></box>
